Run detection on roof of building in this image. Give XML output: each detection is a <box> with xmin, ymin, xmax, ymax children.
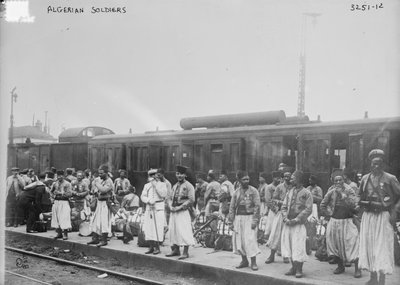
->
<box><xmin>12</xmin><ymin>126</ymin><xmax>56</xmax><ymax>140</ymax></box>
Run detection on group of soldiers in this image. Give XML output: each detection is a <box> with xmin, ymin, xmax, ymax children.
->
<box><xmin>5</xmin><ymin>148</ymin><xmax>400</xmax><ymax>285</ymax></box>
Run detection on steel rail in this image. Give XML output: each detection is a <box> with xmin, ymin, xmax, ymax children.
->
<box><xmin>6</xmin><ymin>246</ymin><xmax>163</xmax><ymax>285</ymax></box>
<box><xmin>5</xmin><ymin>270</ymin><xmax>53</xmax><ymax>285</ymax></box>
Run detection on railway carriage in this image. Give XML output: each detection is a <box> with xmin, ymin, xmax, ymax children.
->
<box><xmin>87</xmin><ymin>112</ymin><xmax>400</xmax><ymax>194</ymax></box>
<box><xmin>7</xmin><ymin>112</ymin><xmax>400</xmax><ymax>194</ymax></box>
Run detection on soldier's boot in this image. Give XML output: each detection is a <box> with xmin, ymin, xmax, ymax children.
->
<box><xmin>153</xmin><ymin>242</ymin><xmax>161</xmax><ymax>255</ymax></box>
<box><xmin>178</xmin><ymin>246</ymin><xmax>189</xmax><ymax>260</ymax></box>
<box><xmin>354</xmin><ymin>258</ymin><xmax>362</xmax><ymax>278</ymax></box>
<box><xmin>145</xmin><ymin>241</ymin><xmax>155</xmax><ymax>254</ymax></box>
<box><xmin>265</xmin><ymin>249</ymin><xmax>275</xmax><ymax>264</ymax></box>
<box><xmin>285</xmin><ymin>259</ymin><xmax>296</xmax><ymax>276</ymax></box>
<box><xmin>250</xmin><ymin>256</ymin><xmax>258</xmax><ymax>271</ymax></box>
<box><xmin>295</xmin><ymin>262</ymin><xmax>304</xmax><ymax>278</ymax></box>
<box><xmin>97</xmin><ymin>233</ymin><xmax>108</xmax><ymax>247</ymax></box>
<box><xmin>366</xmin><ymin>272</ymin><xmax>378</xmax><ymax>285</ymax></box>
<box><xmin>378</xmin><ymin>273</ymin><xmax>385</xmax><ymax>285</ymax></box>
<box><xmin>334</xmin><ymin>258</ymin><xmax>345</xmax><ymax>274</ymax></box>
<box><xmin>236</xmin><ymin>255</ymin><xmax>249</xmax><ymax>269</ymax></box>
<box><xmin>166</xmin><ymin>245</ymin><xmax>180</xmax><ymax>257</ymax></box>
<box><xmin>87</xmin><ymin>233</ymin><xmax>100</xmax><ymax>245</ymax></box>
<box><xmin>62</xmin><ymin>230</ymin><xmax>68</xmax><ymax>240</ymax></box>
<box><xmin>54</xmin><ymin>228</ymin><xmax>63</xmax><ymax>240</ymax></box>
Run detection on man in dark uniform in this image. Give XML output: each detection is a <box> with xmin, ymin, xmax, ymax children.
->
<box><xmin>6</xmin><ymin>167</ymin><xmax>26</xmax><ymax>227</ymax></box>
<box><xmin>18</xmin><ymin>173</ymin><xmax>48</xmax><ymax>232</ymax></box>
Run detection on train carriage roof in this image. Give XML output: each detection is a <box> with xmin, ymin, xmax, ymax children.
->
<box><xmin>89</xmin><ymin>116</ymin><xmax>400</xmax><ymax>144</ymax></box>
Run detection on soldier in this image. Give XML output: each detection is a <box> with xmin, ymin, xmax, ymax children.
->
<box><xmin>204</xmin><ymin>170</ymin><xmax>221</xmax><ymax>218</ymax></box>
<box><xmin>22</xmin><ymin>173</ymin><xmax>47</xmax><ymax>233</ymax></box>
<box><xmin>263</xmin><ymin>171</ymin><xmax>281</xmax><ymax>240</ymax></box>
<box><xmin>51</xmin><ymin>170</ymin><xmax>73</xmax><ymax>240</ymax></box>
<box><xmin>156</xmin><ymin>168</ymin><xmax>172</xmax><ymax>225</ymax></box>
<box><xmin>281</xmin><ymin>171</ymin><xmax>313</xmax><ymax>278</ymax></box>
<box><xmin>118</xmin><ymin>185</ymin><xmax>140</xmax><ymax>244</ymax></box>
<box><xmin>166</xmin><ymin>165</ymin><xmax>196</xmax><ymax>260</ymax></box>
<box><xmin>141</xmin><ymin>169</ymin><xmax>167</xmax><ymax>255</ymax></box>
<box><xmin>65</xmin><ymin>168</ymin><xmax>77</xmax><ymax>184</ymax></box>
<box><xmin>320</xmin><ymin>171</ymin><xmax>361</xmax><ymax>278</ymax></box>
<box><xmin>71</xmin><ymin>171</ymin><xmax>90</xmax><ymax>229</ymax></box>
<box><xmin>265</xmin><ymin>171</ymin><xmax>292</xmax><ymax>264</ymax></box>
<box><xmin>87</xmin><ymin>165</ymin><xmax>114</xmax><ymax>247</ymax></box>
<box><xmin>219</xmin><ymin>170</ymin><xmax>234</xmax><ymax>219</ymax></box>
<box><xmin>114</xmin><ymin>169</ymin><xmax>132</xmax><ymax>204</ymax></box>
<box><xmin>229</xmin><ymin>171</ymin><xmax>260</xmax><ymax>271</ymax></box>
<box><xmin>358</xmin><ymin>149</ymin><xmax>400</xmax><ymax>285</ymax></box>
<box><xmin>27</xmin><ymin>169</ymin><xmax>38</xmax><ymax>183</ymax></box>
<box><xmin>6</xmin><ymin>167</ymin><xmax>26</xmax><ymax>227</ymax></box>
<box><xmin>195</xmin><ymin>172</ymin><xmax>208</xmax><ymax>212</ymax></box>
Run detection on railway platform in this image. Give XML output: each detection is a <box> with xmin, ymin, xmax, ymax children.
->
<box><xmin>5</xmin><ymin>227</ymin><xmax>400</xmax><ymax>285</ymax></box>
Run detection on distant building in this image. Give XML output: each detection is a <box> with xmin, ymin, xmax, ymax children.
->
<box><xmin>11</xmin><ymin>120</ymin><xmax>57</xmax><ymax>144</ymax></box>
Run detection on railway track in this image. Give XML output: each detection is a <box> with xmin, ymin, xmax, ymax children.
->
<box><xmin>5</xmin><ymin>246</ymin><xmax>163</xmax><ymax>285</ymax></box>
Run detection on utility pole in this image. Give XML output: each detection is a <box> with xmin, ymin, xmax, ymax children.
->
<box><xmin>44</xmin><ymin>111</ymin><xmax>48</xmax><ymax>133</ymax></box>
<box><xmin>297</xmin><ymin>13</ymin><xmax>320</xmax><ymax>118</ymax></box>
<box><xmin>9</xmin><ymin>87</ymin><xmax>18</xmax><ymax>146</ymax></box>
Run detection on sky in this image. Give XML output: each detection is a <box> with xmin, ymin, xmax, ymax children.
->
<box><xmin>1</xmin><ymin>0</ymin><xmax>399</xmax><ymax>139</ymax></box>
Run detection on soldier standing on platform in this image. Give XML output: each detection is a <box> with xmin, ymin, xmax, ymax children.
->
<box><xmin>156</xmin><ymin>168</ymin><xmax>172</xmax><ymax>225</ymax></box>
<box><xmin>320</xmin><ymin>171</ymin><xmax>361</xmax><ymax>278</ymax></box>
<box><xmin>264</xmin><ymin>171</ymin><xmax>281</xmax><ymax>240</ymax></box>
<box><xmin>6</xmin><ymin>167</ymin><xmax>25</xmax><ymax>227</ymax></box>
<box><xmin>229</xmin><ymin>171</ymin><xmax>260</xmax><ymax>271</ymax></box>
<box><xmin>265</xmin><ymin>171</ymin><xmax>292</xmax><ymax>264</ymax></box>
<box><xmin>281</xmin><ymin>170</ymin><xmax>313</xmax><ymax>278</ymax></box>
<box><xmin>219</xmin><ymin>170</ymin><xmax>234</xmax><ymax>219</ymax></box>
<box><xmin>204</xmin><ymin>170</ymin><xmax>221</xmax><ymax>218</ymax></box>
<box><xmin>195</xmin><ymin>172</ymin><xmax>208</xmax><ymax>212</ymax></box>
<box><xmin>71</xmin><ymin>171</ymin><xmax>90</xmax><ymax>228</ymax></box>
<box><xmin>51</xmin><ymin>170</ymin><xmax>73</xmax><ymax>240</ymax></box>
<box><xmin>166</xmin><ymin>165</ymin><xmax>196</xmax><ymax>260</ymax></box>
<box><xmin>358</xmin><ymin>149</ymin><xmax>400</xmax><ymax>285</ymax></box>
<box><xmin>141</xmin><ymin>169</ymin><xmax>168</xmax><ymax>255</ymax></box>
<box><xmin>114</xmin><ymin>169</ymin><xmax>131</xmax><ymax>204</ymax></box>
<box><xmin>87</xmin><ymin>165</ymin><xmax>114</xmax><ymax>247</ymax></box>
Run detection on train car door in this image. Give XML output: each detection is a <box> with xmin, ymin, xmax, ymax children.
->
<box><xmin>257</xmin><ymin>136</ymin><xmax>284</xmax><ymax>174</ymax></box>
<box><xmin>148</xmin><ymin>142</ymin><xmax>161</xmax><ymax>169</ymax></box>
<box><xmin>181</xmin><ymin>141</ymin><xmax>194</xmax><ymax>169</ymax></box>
<box><xmin>348</xmin><ymin>133</ymin><xmax>364</xmax><ymax>174</ymax></box>
<box><xmin>300</xmin><ymin>134</ymin><xmax>331</xmax><ymax>190</ymax></box>
<box><xmin>39</xmin><ymin>144</ymin><xmax>51</xmax><ymax>173</ymax></box>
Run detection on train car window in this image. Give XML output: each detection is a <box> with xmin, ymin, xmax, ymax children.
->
<box><xmin>211</xmin><ymin>144</ymin><xmax>223</xmax><ymax>171</ymax></box>
<box><xmin>230</xmin><ymin>143</ymin><xmax>240</xmax><ymax>171</ymax></box>
<box><xmin>194</xmin><ymin>145</ymin><xmax>204</xmax><ymax>171</ymax></box>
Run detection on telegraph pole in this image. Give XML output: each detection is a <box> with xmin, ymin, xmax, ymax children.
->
<box><xmin>9</xmin><ymin>87</ymin><xmax>18</xmax><ymax>146</ymax></box>
<box><xmin>297</xmin><ymin>13</ymin><xmax>320</xmax><ymax>118</ymax></box>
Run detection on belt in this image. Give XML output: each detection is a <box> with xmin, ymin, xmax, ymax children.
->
<box><xmin>54</xmin><ymin>197</ymin><xmax>69</xmax><ymax>201</ymax></box>
<box><xmin>236</xmin><ymin>212</ymin><xmax>253</xmax><ymax>216</ymax></box>
<box><xmin>155</xmin><ymin>200</ymin><xmax>164</xmax><ymax>203</ymax></box>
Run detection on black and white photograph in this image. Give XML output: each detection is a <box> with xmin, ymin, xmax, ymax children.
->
<box><xmin>1</xmin><ymin>0</ymin><xmax>399</xmax><ymax>284</ymax></box>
